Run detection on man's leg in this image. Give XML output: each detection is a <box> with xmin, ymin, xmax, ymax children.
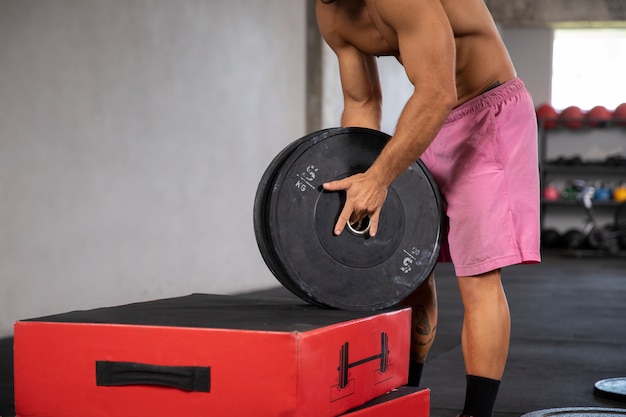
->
<box><xmin>457</xmin><ymin>269</ymin><xmax>510</xmax><ymax>417</ymax></box>
<box><xmin>400</xmin><ymin>271</ymin><xmax>437</xmax><ymax>386</ymax></box>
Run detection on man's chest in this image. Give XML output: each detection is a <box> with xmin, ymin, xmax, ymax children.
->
<box><xmin>338</xmin><ymin>4</ymin><xmax>399</xmax><ymax>57</ymax></box>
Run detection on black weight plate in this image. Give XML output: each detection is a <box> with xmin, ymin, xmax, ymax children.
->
<box><xmin>521</xmin><ymin>408</ymin><xmax>626</xmax><ymax>417</ymax></box>
<box><xmin>594</xmin><ymin>377</ymin><xmax>626</xmax><ymax>402</ymax></box>
<box><xmin>253</xmin><ymin>130</ymin><xmax>327</xmax><ymax>305</ymax></box>
<box><xmin>264</xmin><ymin>127</ymin><xmax>442</xmax><ymax>310</ymax></box>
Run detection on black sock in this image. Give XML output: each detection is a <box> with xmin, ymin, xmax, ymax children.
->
<box><xmin>407</xmin><ymin>361</ymin><xmax>424</xmax><ymax>387</ymax></box>
<box><xmin>461</xmin><ymin>375</ymin><xmax>501</xmax><ymax>417</ymax></box>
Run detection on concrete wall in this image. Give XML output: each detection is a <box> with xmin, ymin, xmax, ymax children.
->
<box><xmin>0</xmin><ymin>1</ymin><xmax>306</xmax><ymax>337</ymax></box>
<box><xmin>501</xmin><ymin>27</ymin><xmax>554</xmax><ymax>105</ymax></box>
<box><xmin>486</xmin><ymin>0</ymin><xmax>626</xmax><ymax>27</ymax></box>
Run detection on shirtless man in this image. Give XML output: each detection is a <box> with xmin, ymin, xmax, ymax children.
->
<box><xmin>316</xmin><ymin>1</ymin><xmax>541</xmax><ymax>416</ymax></box>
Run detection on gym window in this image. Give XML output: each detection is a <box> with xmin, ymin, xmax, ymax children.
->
<box><xmin>551</xmin><ymin>27</ymin><xmax>626</xmax><ymax>110</ymax></box>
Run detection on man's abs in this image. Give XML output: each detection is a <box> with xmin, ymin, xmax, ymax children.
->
<box><xmin>442</xmin><ymin>0</ymin><xmax>517</xmax><ymax>105</ymax></box>
<box><xmin>453</xmin><ymin>34</ymin><xmax>517</xmax><ymax>106</ymax></box>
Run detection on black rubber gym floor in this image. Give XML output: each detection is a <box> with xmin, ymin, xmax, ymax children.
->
<box><xmin>1</xmin><ymin>253</ymin><xmax>625</xmax><ymax>417</ymax></box>
<box><xmin>423</xmin><ymin>252</ymin><xmax>626</xmax><ymax>417</ymax></box>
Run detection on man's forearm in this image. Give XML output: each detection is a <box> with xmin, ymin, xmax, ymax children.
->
<box><xmin>367</xmin><ymin>91</ymin><xmax>455</xmax><ymax>186</ymax></box>
<box><xmin>341</xmin><ymin>100</ymin><xmax>382</xmax><ymax>131</ymax></box>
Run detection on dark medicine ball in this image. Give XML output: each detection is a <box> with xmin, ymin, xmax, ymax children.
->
<box><xmin>541</xmin><ymin>229</ymin><xmax>562</xmax><ymax>248</ymax></box>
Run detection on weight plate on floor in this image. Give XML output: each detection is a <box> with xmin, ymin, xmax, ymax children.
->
<box><xmin>254</xmin><ymin>127</ymin><xmax>442</xmax><ymax>310</ymax></box>
<box><xmin>594</xmin><ymin>377</ymin><xmax>626</xmax><ymax>402</ymax></box>
<box><xmin>521</xmin><ymin>408</ymin><xmax>626</xmax><ymax>417</ymax></box>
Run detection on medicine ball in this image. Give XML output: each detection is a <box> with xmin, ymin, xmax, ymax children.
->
<box><xmin>536</xmin><ymin>103</ymin><xmax>559</xmax><ymax>130</ymax></box>
<box><xmin>613</xmin><ymin>103</ymin><xmax>626</xmax><ymax>127</ymax></box>
<box><xmin>541</xmin><ymin>228</ymin><xmax>562</xmax><ymax>248</ymax></box>
<box><xmin>586</xmin><ymin>105</ymin><xmax>612</xmax><ymax>128</ymax></box>
<box><xmin>560</xmin><ymin>106</ymin><xmax>585</xmax><ymax>130</ymax></box>
<box><xmin>561</xmin><ymin>229</ymin><xmax>586</xmax><ymax>250</ymax></box>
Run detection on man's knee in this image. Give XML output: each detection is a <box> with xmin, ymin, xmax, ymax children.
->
<box><xmin>457</xmin><ymin>269</ymin><xmax>503</xmax><ymax>303</ymax></box>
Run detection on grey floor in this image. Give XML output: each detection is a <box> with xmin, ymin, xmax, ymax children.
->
<box><xmin>2</xmin><ymin>253</ymin><xmax>626</xmax><ymax>416</ymax></box>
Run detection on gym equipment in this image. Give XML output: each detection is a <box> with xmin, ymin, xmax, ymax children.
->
<box><xmin>614</xmin><ymin>183</ymin><xmax>626</xmax><ymax>203</ymax></box>
<box><xmin>521</xmin><ymin>407</ymin><xmax>626</xmax><ymax>417</ymax></box>
<box><xmin>562</xmin><ymin>179</ymin><xmax>586</xmax><ymax>201</ymax></box>
<box><xmin>543</xmin><ymin>183</ymin><xmax>560</xmax><ymax>201</ymax></box>
<box><xmin>14</xmin><ymin>294</ymin><xmax>412</xmax><ymax>417</ymax></box>
<box><xmin>337</xmin><ymin>332</ymin><xmax>389</xmax><ymax>390</ymax></box>
<box><xmin>613</xmin><ymin>103</ymin><xmax>626</xmax><ymax>127</ymax></box>
<box><xmin>605</xmin><ymin>155</ymin><xmax>626</xmax><ymax>167</ymax></box>
<box><xmin>594</xmin><ymin>183</ymin><xmax>613</xmax><ymax>201</ymax></box>
<box><xmin>541</xmin><ymin>228</ymin><xmax>562</xmax><ymax>248</ymax></box>
<box><xmin>564</xmin><ymin>181</ymin><xmax>626</xmax><ymax>253</ymax></box>
<box><xmin>254</xmin><ymin>127</ymin><xmax>442</xmax><ymax>311</ymax></box>
<box><xmin>560</xmin><ymin>106</ymin><xmax>585</xmax><ymax>130</ymax></box>
<box><xmin>561</xmin><ymin>228</ymin><xmax>586</xmax><ymax>250</ymax></box>
<box><xmin>536</xmin><ymin>103</ymin><xmax>559</xmax><ymax>130</ymax></box>
<box><xmin>586</xmin><ymin>105</ymin><xmax>613</xmax><ymax>128</ymax></box>
<box><xmin>341</xmin><ymin>386</ymin><xmax>429</xmax><ymax>416</ymax></box>
<box><xmin>549</xmin><ymin>156</ymin><xmax>585</xmax><ymax>167</ymax></box>
<box><xmin>594</xmin><ymin>377</ymin><xmax>626</xmax><ymax>402</ymax></box>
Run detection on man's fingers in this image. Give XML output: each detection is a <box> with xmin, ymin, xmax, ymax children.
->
<box><xmin>368</xmin><ymin>211</ymin><xmax>381</xmax><ymax>237</ymax></box>
<box><xmin>323</xmin><ymin>178</ymin><xmax>349</xmax><ymax>192</ymax></box>
<box><xmin>325</xmin><ymin>179</ymin><xmax>352</xmax><ymax>235</ymax></box>
<box><xmin>333</xmin><ymin>204</ymin><xmax>352</xmax><ymax>235</ymax></box>
<box><xmin>324</xmin><ymin>174</ymin><xmax>385</xmax><ymax>237</ymax></box>
<box><xmin>336</xmin><ymin>207</ymin><xmax>382</xmax><ymax>237</ymax></box>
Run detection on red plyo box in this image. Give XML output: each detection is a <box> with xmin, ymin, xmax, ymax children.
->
<box><xmin>14</xmin><ymin>293</ymin><xmax>411</xmax><ymax>417</ymax></box>
<box><xmin>341</xmin><ymin>386</ymin><xmax>430</xmax><ymax>416</ymax></box>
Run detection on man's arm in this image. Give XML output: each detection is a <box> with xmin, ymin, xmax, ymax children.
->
<box><xmin>316</xmin><ymin>4</ymin><xmax>383</xmax><ymax>130</ymax></box>
<box><xmin>367</xmin><ymin>0</ymin><xmax>457</xmax><ymax>188</ymax></box>
<box><xmin>320</xmin><ymin>0</ymin><xmax>457</xmax><ymax>236</ymax></box>
<box><xmin>336</xmin><ymin>47</ymin><xmax>383</xmax><ymax>129</ymax></box>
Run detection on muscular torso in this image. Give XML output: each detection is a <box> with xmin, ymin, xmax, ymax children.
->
<box><xmin>318</xmin><ymin>0</ymin><xmax>516</xmax><ymax>106</ymax></box>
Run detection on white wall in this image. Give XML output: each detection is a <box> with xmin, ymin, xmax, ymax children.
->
<box><xmin>0</xmin><ymin>1</ymin><xmax>306</xmax><ymax>337</ymax></box>
<box><xmin>501</xmin><ymin>27</ymin><xmax>554</xmax><ymax>105</ymax></box>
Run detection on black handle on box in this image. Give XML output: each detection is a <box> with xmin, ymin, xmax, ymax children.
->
<box><xmin>96</xmin><ymin>361</ymin><xmax>210</xmax><ymax>392</ymax></box>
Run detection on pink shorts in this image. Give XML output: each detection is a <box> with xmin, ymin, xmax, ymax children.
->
<box><xmin>421</xmin><ymin>78</ymin><xmax>541</xmax><ymax>276</ymax></box>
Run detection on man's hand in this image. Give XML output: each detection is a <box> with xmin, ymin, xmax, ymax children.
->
<box><xmin>323</xmin><ymin>171</ymin><xmax>388</xmax><ymax>237</ymax></box>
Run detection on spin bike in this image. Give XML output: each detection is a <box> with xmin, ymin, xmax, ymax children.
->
<box><xmin>570</xmin><ymin>180</ymin><xmax>626</xmax><ymax>254</ymax></box>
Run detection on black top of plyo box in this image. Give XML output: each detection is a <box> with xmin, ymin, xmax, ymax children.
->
<box><xmin>22</xmin><ymin>293</ymin><xmax>401</xmax><ymax>332</ymax></box>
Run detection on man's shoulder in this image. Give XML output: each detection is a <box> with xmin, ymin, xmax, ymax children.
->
<box><xmin>317</xmin><ymin>0</ymin><xmax>390</xmax><ymax>55</ymax></box>
<box><xmin>316</xmin><ymin>1</ymin><xmax>354</xmax><ymax>48</ymax></box>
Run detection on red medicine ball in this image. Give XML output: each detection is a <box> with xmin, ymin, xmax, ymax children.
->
<box><xmin>613</xmin><ymin>103</ymin><xmax>626</xmax><ymax>127</ymax></box>
<box><xmin>586</xmin><ymin>105</ymin><xmax>613</xmax><ymax>128</ymax></box>
<box><xmin>560</xmin><ymin>106</ymin><xmax>585</xmax><ymax>130</ymax></box>
<box><xmin>535</xmin><ymin>103</ymin><xmax>559</xmax><ymax>130</ymax></box>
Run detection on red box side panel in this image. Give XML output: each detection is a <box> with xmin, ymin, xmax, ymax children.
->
<box><xmin>341</xmin><ymin>387</ymin><xmax>430</xmax><ymax>417</ymax></box>
<box><xmin>297</xmin><ymin>308</ymin><xmax>411</xmax><ymax>417</ymax></box>
<box><xmin>15</xmin><ymin>322</ymin><xmax>297</xmax><ymax>417</ymax></box>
